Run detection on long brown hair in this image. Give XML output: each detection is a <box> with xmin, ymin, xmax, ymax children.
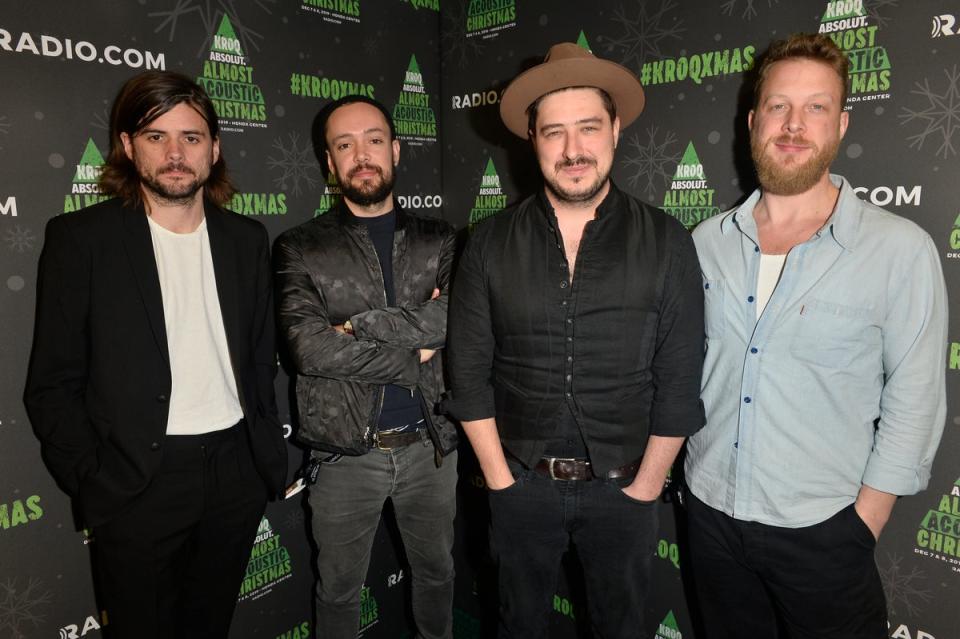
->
<box><xmin>99</xmin><ymin>70</ymin><xmax>235</xmax><ymax>207</ymax></box>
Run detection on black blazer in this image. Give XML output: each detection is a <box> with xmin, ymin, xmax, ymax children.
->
<box><xmin>24</xmin><ymin>198</ymin><xmax>287</xmax><ymax>527</ymax></box>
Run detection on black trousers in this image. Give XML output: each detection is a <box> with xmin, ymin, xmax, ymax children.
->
<box><xmin>489</xmin><ymin>463</ymin><xmax>659</xmax><ymax>639</ymax></box>
<box><xmin>686</xmin><ymin>491</ymin><xmax>887</xmax><ymax>639</ymax></box>
<box><xmin>92</xmin><ymin>425</ymin><xmax>267</xmax><ymax>639</ymax></box>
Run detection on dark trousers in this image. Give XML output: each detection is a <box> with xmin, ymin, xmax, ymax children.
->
<box><xmin>92</xmin><ymin>426</ymin><xmax>267</xmax><ymax>639</ymax></box>
<box><xmin>686</xmin><ymin>492</ymin><xmax>887</xmax><ymax>639</ymax></box>
<box><xmin>488</xmin><ymin>464</ymin><xmax>659</xmax><ymax>639</ymax></box>
<box><xmin>308</xmin><ymin>440</ymin><xmax>457</xmax><ymax>639</ymax></box>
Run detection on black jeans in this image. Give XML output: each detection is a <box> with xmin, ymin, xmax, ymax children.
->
<box><xmin>686</xmin><ymin>492</ymin><xmax>887</xmax><ymax>639</ymax></box>
<box><xmin>488</xmin><ymin>464</ymin><xmax>659</xmax><ymax>639</ymax></box>
<box><xmin>93</xmin><ymin>426</ymin><xmax>267</xmax><ymax>639</ymax></box>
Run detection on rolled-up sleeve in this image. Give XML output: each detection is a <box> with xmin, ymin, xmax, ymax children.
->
<box><xmin>863</xmin><ymin>232</ymin><xmax>948</xmax><ymax>495</ymax></box>
<box><xmin>650</xmin><ymin>222</ymin><xmax>707</xmax><ymax>437</ymax></box>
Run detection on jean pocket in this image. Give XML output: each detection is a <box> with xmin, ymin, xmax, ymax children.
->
<box><xmin>846</xmin><ymin>504</ymin><xmax>878</xmax><ymax>549</ymax></box>
<box><xmin>605</xmin><ymin>478</ymin><xmax>658</xmax><ymax>506</ymax></box>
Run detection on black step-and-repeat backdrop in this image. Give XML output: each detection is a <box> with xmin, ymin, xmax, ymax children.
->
<box><xmin>1</xmin><ymin>2</ymin><xmax>958</xmax><ymax>638</ymax></box>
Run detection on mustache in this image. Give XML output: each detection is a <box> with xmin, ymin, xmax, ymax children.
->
<box><xmin>771</xmin><ymin>134</ymin><xmax>814</xmax><ymax>148</ymax></box>
<box><xmin>555</xmin><ymin>156</ymin><xmax>596</xmax><ymax>171</ymax></box>
<box><xmin>347</xmin><ymin>163</ymin><xmax>383</xmax><ymax>179</ymax></box>
<box><xmin>158</xmin><ymin>162</ymin><xmax>195</xmax><ymax>175</ymax></box>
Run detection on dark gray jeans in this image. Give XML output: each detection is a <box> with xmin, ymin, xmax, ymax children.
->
<box><xmin>308</xmin><ymin>439</ymin><xmax>457</xmax><ymax>639</ymax></box>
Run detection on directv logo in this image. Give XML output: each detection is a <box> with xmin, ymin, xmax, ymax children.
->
<box><xmin>931</xmin><ymin>14</ymin><xmax>958</xmax><ymax>37</ymax></box>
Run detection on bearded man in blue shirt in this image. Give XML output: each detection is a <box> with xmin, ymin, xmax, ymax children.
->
<box><xmin>685</xmin><ymin>33</ymin><xmax>948</xmax><ymax>638</ymax></box>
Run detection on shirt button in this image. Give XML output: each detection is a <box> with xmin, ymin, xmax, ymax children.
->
<box><xmin>567</xmin><ymin>355</ymin><xmax>573</xmax><ymax>362</ymax></box>
<box><xmin>561</xmin><ymin>300</ymin><xmax>568</xmax><ymax>306</ymax></box>
<box><xmin>750</xmin><ymin>347</ymin><xmax>758</xmax><ymax>354</ymax></box>
<box><xmin>565</xmin><ymin>392</ymin><xmax>572</xmax><ymax>398</ymax></box>
<box><xmin>734</xmin><ymin>441</ymin><xmax>739</xmax><ymax>449</ymax></box>
<box><xmin>567</xmin><ymin>337</ymin><xmax>573</xmax><ymax>342</ymax></box>
<box><xmin>754</xmin><ymin>246</ymin><xmax>760</xmax><ymax>253</ymax></box>
<box><xmin>743</xmin><ymin>396</ymin><xmax>752</xmax><ymax>403</ymax></box>
<box><xmin>566</xmin><ymin>318</ymin><xmax>573</xmax><ymax>324</ymax></box>
<box><xmin>150</xmin><ymin>442</ymin><xmax>161</xmax><ymax>451</ymax></box>
<box><xmin>704</xmin><ymin>282</ymin><xmax>710</xmax><ymax>290</ymax></box>
<box><xmin>747</xmin><ymin>296</ymin><xmax>755</xmax><ymax>303</ymax></box>
<box><xmin>560</xmin><ymin>280</ymin><xmax>568</xmax><ymax>289</ymax></box>
<box><xmin>566</xmin><ymin>374</ymin><xmax>572</xmax><ymax>381</ymax></box>
<box><xmin>156</xmin><ymin>394</ymin><xmax>168</xmax><ymax>403</ymax></box>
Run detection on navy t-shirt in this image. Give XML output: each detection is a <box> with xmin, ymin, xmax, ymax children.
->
<box><xmin>352</xmin><ymin>209</ymin><xmax>425</xmax><ymax>431</ymax></box>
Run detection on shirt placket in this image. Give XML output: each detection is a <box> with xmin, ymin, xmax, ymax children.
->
<box><xmin>732</xmin><ymin>230</ymin><xmax>811</xmax><ymax>519</ymax></box>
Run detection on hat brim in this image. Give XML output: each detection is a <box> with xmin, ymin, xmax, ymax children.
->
<box><xmin>500</xmin><ymin>57</ymin><xmax>645</xmax><ymax>138</ymax></box>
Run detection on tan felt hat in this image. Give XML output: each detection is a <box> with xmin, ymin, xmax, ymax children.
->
<box><xmin>499</xmin><ymin>42</ymin><xmax>646</xmax><ymax>138</ymax></box>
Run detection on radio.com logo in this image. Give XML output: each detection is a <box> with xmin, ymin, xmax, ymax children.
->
<box><xmin>851</xmin><ymin>185</ymin><xmax>921</xmax><ymax>208</ymax></box>
<box><xmin>0</xmin><ymin>28</ymin><xmax>165</xmax><ymax>70</ymax></box>
<box><xmin>59</xmin><ymin>612</ymin><xmax>106</xmax><ymax>638</ymax></box>
<box><xmin>451</xmin><ymin>89</ymin><xmax>499</xmax><ymax>110</ymax></box>
<box><xmin>932</xmin><ymin>14</ymin><xmax>958</xmax><ymax>38</ymax></box>
<box><xmin>397</xmin><ymin>194</ymin><xmax>442</xmax><ymax>209</ymax></box>
<box><xmin>1</xmin><ymin>196</ymin><xmax>16</xmax><ymax>217</ymax></box>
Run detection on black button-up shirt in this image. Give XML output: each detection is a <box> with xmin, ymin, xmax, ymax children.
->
<box><xmin>446</xmin><ymin>183</ymin><xmax>705</xmax><ymax>474</ymax></box>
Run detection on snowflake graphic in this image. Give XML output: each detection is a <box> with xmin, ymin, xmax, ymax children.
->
<box><xmin>363</xmin><ymin>35</ymin><xmax>380</xmax><ymax>59</ymax></box>
<box><xmin>148</xmin><ymin>0</ymin><xmax>277</xmax><ymax>59</ymax></box>
<box><xmin>622</xmin><ymin>126</ymin><xmax>680</xmax><ymax>201</ymax></box>
<box><xmin>267</xmin><ymin>132</ymin><xmax>322</xmax><ymax>196</ymax></box>
<box><xmin>283</xmin><ymin>508</ymin><xmax>305</xmax><ymax>531</ymax></box>
<box><xmin>598</xmin><ymin>0</ymin><xmax>684</xmax><ymax>74</ymax></box>
<box><xmin>898</xmin><ymin>66</ymin><xmax>960</xmax><ymax>158</ymax></box>
<box><xmin>0</xmin><ymin>577</ymin><xmax>53</xmax><ymax>639</ymax></box>
<box><xmin>4</xmin><ymin>226</ymin><xmax>36</xmax><ymax>253</ymax></box>
<box><xmin>440</xmin><ymin>0</ymin><xmax>485</xmax><ymax>70</ymax></box>
<box><xmin>90</xmin><ymin>108</ymin><xmax>110</xmax><ymax>132</ymax></box>
<box><xmin>720</xmin><ymin>0</ymin><xmax>779</xmax><ymax>21</ymax></box>
<box><xmin>878</xmin><ymin>553</ymin><xmax>933</xmax><ymax>617</ymax></box>
<box><xmin>864</xmin><ymin>0</ymin><xmax>899</xmax><ymax>30</ymax></box>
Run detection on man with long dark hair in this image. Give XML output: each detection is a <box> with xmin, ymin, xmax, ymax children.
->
<box><xmin>25</xmin><ymin>70</ymin><xmax>287</xmax><ymax>638</ymax></box>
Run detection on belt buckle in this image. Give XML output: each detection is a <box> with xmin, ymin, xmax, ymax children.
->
<box><xmin>373</xmin><ymin>432</ymin><xmax>392</xmax><ymax>451</ymax></box>
<box><xmin>547</xmin><ymin>457</ymin><xmax>559</xmax><ymax>480</ymax></box>
<box><xmin>546</xmin><ymin>457</ymin><xmax>578</xmax><ymax>480</ymax></box>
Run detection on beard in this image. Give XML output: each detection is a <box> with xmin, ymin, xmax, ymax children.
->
<box><xmin>138</xmin><ymin>161</ymin><xmax>207</xmax><ymax>205</ymax></box>
<box><xmin>542</xmin><ymin>156</ymin><xmax>610</xmax><ymax>205</ymax></box>
<box><xmin>338</xmin><ymin>163</ymin><xmax>395</xmax><ymax>207</ymax></box>
<box><xmin>751</xmin><ymin>132</ymin><xmax>840</xmax><ymax>196</ymax></box>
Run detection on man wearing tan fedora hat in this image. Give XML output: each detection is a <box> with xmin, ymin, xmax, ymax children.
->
<box><xmin>446</xmin><ymin>43</ymin><xmax>705</xmax><ymax>638</ymax></box>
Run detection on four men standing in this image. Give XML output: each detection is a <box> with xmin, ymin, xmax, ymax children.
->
<box><xmin>24</xmin><ymin>33</ymin><xmax>948</xmax><ymax>639</ymax></box>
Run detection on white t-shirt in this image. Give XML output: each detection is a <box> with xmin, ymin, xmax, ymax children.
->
<box><xmin>756</xmin><ymin>253</ymin><xmax>787</xmax><ymax>320</ymax></box>
<box><xmin>147</xmin><ymin>216</ymin><xmax>243</xmax><ymax>435</ymax></box>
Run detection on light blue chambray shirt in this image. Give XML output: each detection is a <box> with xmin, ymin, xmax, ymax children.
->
<box><xmin>685</xmin><ymin>175</ymin><xmax>948</xmax><ymax>527</ymax></box>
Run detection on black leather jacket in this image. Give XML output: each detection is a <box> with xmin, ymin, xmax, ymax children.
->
<box><xmin>274</xmin><ymin>203</ymin><xmax>457</xmax><ymax>458</ymax></box>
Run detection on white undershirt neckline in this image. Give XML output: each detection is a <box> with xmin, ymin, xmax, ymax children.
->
<box><xmin>147</xmin><ymin>215</ymin><xmax>243</xmax><ymax>435</ymax></box>
<box><xmin>756</xmin><ymin>253</ymin><xmax>787</xmax><ymax>320</ymax></box>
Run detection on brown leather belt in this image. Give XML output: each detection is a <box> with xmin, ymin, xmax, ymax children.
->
<box><xmin>533</xmin><ymin>456</ymin><xmax>642</xmax><ymax>481</ymax></box>
<box><xmin>373</xmin><ymin>429</ymin><xmax>425</xmax><ymax>451</ymax></box>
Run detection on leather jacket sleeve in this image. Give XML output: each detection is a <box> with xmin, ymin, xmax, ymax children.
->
<box><xmin>274</xmin><ymin>233</ymin><xmax>420</xmax><ymax>387</ymax></box>
<box><xmin>348</xmin><ymin>229</ymin><xmax>455</xmax><ymax>350</ymax></box>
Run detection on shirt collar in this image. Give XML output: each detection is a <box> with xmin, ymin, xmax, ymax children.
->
<box><xmin>722</xmin><ymin>174</ymin><xmax>860</xmax><ymax>251</ymax></box>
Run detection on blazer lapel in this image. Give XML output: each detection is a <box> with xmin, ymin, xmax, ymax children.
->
<box><xmin>121</xmin><ymin>204</ymin><xmax>169</xmax><ymax>365</ymax></box>
<box><xmin>204</xmin><ymin>204</ymin><xmax>241</xmax><ymax>358</ymax></box>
